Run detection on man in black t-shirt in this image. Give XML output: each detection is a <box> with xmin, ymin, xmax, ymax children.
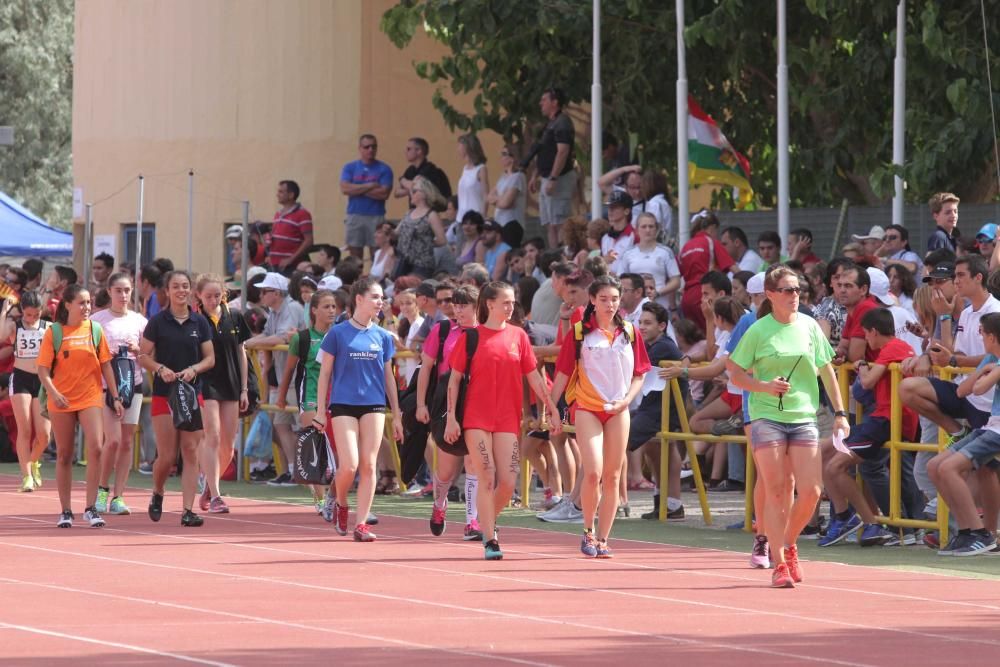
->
<box><xmin>394</xmin><ymin>137</ymin><xmax>452</xmax><ymax>209</ymax></box>
<box><xmin>522</xmin><ymin>86</ymin><xmax>577</xmax><ymax>249</ymax></box>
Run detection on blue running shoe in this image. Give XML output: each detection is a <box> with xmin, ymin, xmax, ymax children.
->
<box><xmin>580</xmin><ymin>531</ymin><xmax>598</xmax><ymax>557</ymax></box>
<box><xmin>818</xmin><ymin>513</ymin><xmax>861</xmax><ymax>547</ymax></box>
<box><xmin>484</xmin><ymin>539</ymin><xmax>503</xmax><ymax>560</ymax></box>
<box><xmin>859</xmin><ymin>523</ymin><xmax>893</xmax><ymax>547</ymax></box>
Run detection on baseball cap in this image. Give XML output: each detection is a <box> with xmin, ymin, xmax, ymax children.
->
<box><xmin>317</xmin><ymin>274</ymin><xmax>343</xmax><ymax>291</ymax></box>
<box><xmin>604</xmin><ymin>190</ymin><xmax>633</xmax><ymax>209</ymax></box>
<box><xmin>977</xmin><ymin>223</ymin><xmax>997</xmax><ymax>241</ymax></box>
<box><xmin>922</xmin><ymin>262</ymin><xmax>956</xmax><ymax>283</ymax></box>
<box><xmin>258</xmin><ymin>272</ymin><xmax>289</xmax><ymax>292</ymax></box>
<box><xmin>746</xmin><ymin>272</ymin><xmax>766</xmax><ymax>295</ymax></box>
<box><xmin>225</xmin><ymin>225</ymin><xmax>243</xmax><ymax>239</ymax></box>
<box><xmin>851</xmin><ymin>225</ymin><xmax>886</xmax><ymax>242</ymax></box>
<box><xmin>866</xmin><ymin>267</ymin><xmax>896</xmax><ymax>306</ymax></box>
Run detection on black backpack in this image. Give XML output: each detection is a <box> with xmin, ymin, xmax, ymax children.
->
<box><xmin>106</xmin><ymin>345</ymin><xmax>137</xmax><ymax>409</ymax></box>
<box><xmin>400</xmin><ymin>320</ymin><xmax>451</xmax><ymax>434</ymax></box>
<box><xmin>430</xmin><ymin>328</ymin><xmax>479</xmax><ymax>457</ymax></box>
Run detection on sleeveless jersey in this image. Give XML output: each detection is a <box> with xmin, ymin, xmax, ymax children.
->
<box><xmin>15</xmin><ymin>321</ymin><xmax>49</xmax><ymax>360</ymax></box>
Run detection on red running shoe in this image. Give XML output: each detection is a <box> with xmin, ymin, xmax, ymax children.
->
<box><xmin>783</xmin><ymin>545</ymin><xmax>803</xmax><ymax>583</ymax></box>
<box><xmin>198</xmin><ymin>486</ymin><xmax>211</xmax><ymax>512</ymax></box>
<box><xmin>353</xmin><ymin>523</ymin><xmax>377</xmax><ymax>542</ymax></box>
<box><xmin>430</xmin><ymin>504</ymin><xmax>447</xmax><ymax>536</ymax></box>
<box><xmin>771</xmin><ymin>563</ymin><xmax>795</xmax><ymax>588</ymax></box>
<box><xmin>334</xmin><ymin>502</ymin><xmax>349</xmax><ymax>536</ymax></box>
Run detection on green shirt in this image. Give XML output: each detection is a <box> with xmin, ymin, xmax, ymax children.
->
<box><xmin>288</xmin><ymin>327</ymin><xmax>325</xmax><ymax>410</ymax></box>
<box><xmin>729</xmin><ymin>313</ymin><xmax>833</xmax><ymax>424</ymax></box>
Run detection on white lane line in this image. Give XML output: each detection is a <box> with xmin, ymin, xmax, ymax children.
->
<box><xmin>0</xmin><ymin>620</ymin><xmax>236</xmax><ymax>666</ymax></box>
<box><xmin>0</xmin><ymin>528</ymin><xmax>880</xmax><ymax>667</ymax></box>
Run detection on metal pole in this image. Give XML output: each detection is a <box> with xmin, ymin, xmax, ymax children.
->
<box><xmin>187</xmin><ymin>169</ymin><xmax>195</xmax><ymax>270</ymax></box>
<box><xmin>777</xmin><ymin>0</ymin><xmax>790</xmax><ymax>247</ymax></box>
<box><xmin>590</xmin><ymin>0</ymin><xmax>602</xmax><ymax>221</ymax></box>
<box><xmin>676</xmin><ymin>0</ymin><xmax>690</xmax><ymax>247</ymax></box>
<box><xmin>135</xmin><ymin>175</ymin><xmax>145</xmax><ymax>311</ymax></box>
<box><xmin>240</xmin><ymin>201</ymin><xmax>250</xmax><ymax>309</ymax></box>
<box><xmin>84</xmin><ymin>204</ymin><xmax>93</xmax><ymax>290</ymax></box>
<box><xmin>892</xmin><ymin>0</ymin><xmax>906</xmax><ymax>228</ymax></box>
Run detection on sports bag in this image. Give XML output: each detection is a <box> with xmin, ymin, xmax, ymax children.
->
<box><xmin>168</xmin><ymin>379</ymin><xmax>203</xmax><ymax>432</ymax></box>
<box><xmin>106</xmin><ymin>345</ymin><xmax>137</xmax><ymax>409</ymax></box>
<box><xmin>293</xmin><ymin>427</ymin><xmax>336</xmax><ymax>485</ymax></box>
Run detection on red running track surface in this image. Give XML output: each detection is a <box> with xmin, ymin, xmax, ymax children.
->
<box><xmin>1</xmin><ymin>475</ymin><xmax>999</xmax><ymax>666</ymax></box>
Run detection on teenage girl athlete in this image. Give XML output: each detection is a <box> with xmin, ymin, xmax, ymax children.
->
<box><xmin>551</xmin><ymin>275</ymin><xmax>650</xmax><ymax>558</ymax></box>
<box><xmin>37</xmin><ymin>285</ymin><xmax>123</xmax><ymax>528</ymax></box>
<box><xmin>415</xmin><ymin>284</ymin><xmax>482</xmax><ymax>540</ymax></box>
<box><xmin>91</xmin><ymin>273</ymin><xmax>148</xmax><ymax>515</ymax></box>
<box><xmin>196</xmin><ymin>274</ymin><xmax>251</xmax><ymax>514</ymax></box>
<box><xmin>313</xmin><ymin>277</ymin><xmax>404</xmax><ymax>542</ymax></box>
<box><xmin>1</xmin><ymin>292</ymin><xmax>51</xmax><ymax>492</ymax></box>
<box><xmin>276</xmin><ymin>288</ymin><xmax>337</xmax><ymax>515</ymax></box>
<box><xmin>138</xmin><ymin>270</ymin><xmax>215</xmax><ymax>527</ymax></box>
<box><xmin>445</xmin><ymin>281</ymin><xmax>561</xmax><ymax>560</ymax></box>
<box><xmin>727</xmin><ymin>265</ymin><xmax>849</xmax><ymax>588</ymax></box>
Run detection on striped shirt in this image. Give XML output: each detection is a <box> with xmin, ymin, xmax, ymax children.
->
<box><xmin>269</xmin><ymin>203</ymin><xmax>313</xmax><ymax>263</ymax></box>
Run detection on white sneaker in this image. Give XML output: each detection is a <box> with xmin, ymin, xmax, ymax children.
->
<box><xmin>565</xmin><ymin>503</ymin><xmax>584</xmax><ymax>524</ymax></box>
<box><xmin>402</xmin><ymin>481</ymin><xmax>424</xmax><ymax>497</ymax></box>
<box><xmin>538</xmin><ymin>498</ymin><xmax>583</xmax><ymax>523</ymax></box>
<box><xmin>536</xmin><ymin>497</ymin><xmax>569</xmax><ymax>520</ymax></box>
<box><xmin>83</xmin><ymin>508</ymin><xmax>106</xmax><ymax>528</ymax></box>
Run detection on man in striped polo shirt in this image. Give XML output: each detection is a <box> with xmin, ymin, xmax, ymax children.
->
<box><xmin>269</xmin><ymin>180</ymin><xmax>314</xmax><ymax>274</ymax></box>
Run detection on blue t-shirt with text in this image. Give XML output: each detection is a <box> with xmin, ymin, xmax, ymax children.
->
<box><xmin>340</xmin><ymin>160</ymin><xmax>393</xmax><ymax>216</ymax></box>
<box><xmin>320</xmin><ymin>320</ymin><xmax>395</xmax><ymax>406</ymax></box>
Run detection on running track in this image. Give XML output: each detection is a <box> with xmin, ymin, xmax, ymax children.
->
<box><xmin>2</xmin><ymin>475</ymin><xmax>999</xmax><ymax>666</ymax></box>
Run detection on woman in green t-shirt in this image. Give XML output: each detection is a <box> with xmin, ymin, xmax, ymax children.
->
<box><xmin>728</xmin><ymin>265</ymin><xmax>849</xmax><ymax>589</ymax></box>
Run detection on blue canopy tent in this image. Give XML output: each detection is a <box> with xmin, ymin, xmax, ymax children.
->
<box><xmin>0</xmin><ymin>190</ymin><xmax>73</xmax><ymax>257</ymax></box>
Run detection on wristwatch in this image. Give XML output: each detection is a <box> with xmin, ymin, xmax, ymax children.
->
<box><xmin>834</xmin><ymin>410</ymin><xmax>848</xmax><ymax>418</ymax></box>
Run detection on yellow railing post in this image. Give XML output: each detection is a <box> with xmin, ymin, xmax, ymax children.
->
<box><xmin>659</xmin><ymin>373</ymin><xmax>672</xmax><ymax>522</ymax></box>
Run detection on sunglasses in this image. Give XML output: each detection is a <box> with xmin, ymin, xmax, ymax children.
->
<box><xmin>884</xmin><ymin>235</ymin><xmax>901</xmax><ymax>241</ymax></box>
<box><xmin>772</xmin><ymin>286</ymin><xmax>802</xmax><ymax>295</ymax></box>
<box><xmin>437</xmin><ymin>297</ymin><xmax>454</xmax><ymax>304</ymax></box>
<box><xmin>361</xmin><ymin>144</ymin><xmax>377</xmax><ymax>150</ymax></box>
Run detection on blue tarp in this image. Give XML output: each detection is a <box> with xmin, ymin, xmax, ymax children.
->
<box><xmin>0</xmin><ymin>190</ymin><xmax>73</xmax><ymax>257</ymax></box>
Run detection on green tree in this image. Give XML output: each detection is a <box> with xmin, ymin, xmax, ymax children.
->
<box><xmin>0</xmin><ymin>0</ymin><xmax>74</xmax><ymax>228</ymax></box>
<box><xmin>382</xmin><ymin>0</ymin><xmax>1000</xmax><ymax>208</ymax></box>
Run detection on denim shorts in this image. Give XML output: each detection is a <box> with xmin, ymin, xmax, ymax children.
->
<box><xmin>749</xmin><ymin>418</ymin><xmax>819</xmax><ymax>451</ymax></box>
<box><xmin>948</xmin><ymin>428</ymin><xmax>1000</xmax><ymax>470</ymax></box>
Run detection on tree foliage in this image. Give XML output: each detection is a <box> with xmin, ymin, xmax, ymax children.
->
<box><xmin>382</xmin><ymin>0</ymin><xmax>1000</xmax><ymax>208</ymax></box>
<box><xmin>0</xmin><ymin>0</ymin><xmax>73</xmax><ymax>228</ymax></box>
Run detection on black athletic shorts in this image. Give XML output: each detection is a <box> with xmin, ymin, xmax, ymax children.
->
<box><xmin>328</xmin><ymin>403</ymin><xmax>386</xmax><ymax>419</ymax></box>
<box><xmin>9</xmin><ymin>368</ymin><xmax>41</xmax><ymax>396</ymax></box>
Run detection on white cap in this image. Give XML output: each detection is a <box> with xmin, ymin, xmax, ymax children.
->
<box><xmin>746</xmin><ymin>272</ymin><xmax>766</xmax><ymax>295</ymax></box>
<box><xmin>225</xmin><ymin>224</ymin><xmax>243</xmax><ymax>239</ymax></box>
<box><xmin>318</xmin><ymin>274</ymin><xmax>343</xmax><ymax>291</ymax></box>
<box><xmin>852</xmin><ymin>225</ymin><xmax>886</xmax><ymax>242</ymax></box>
<box><xmin>866</xmin><ymin>267</ymin><xmax>896</xmax><ymax>306</ymax></box>
<box><xmin>258</xmin><ymin>272</ymin><xmax>289</xmax><ymax>292</ymax></box>
<box><xmin>246</xmin><ymin>266</ymin><xmax>267</xmax><ymax>281</ymax></box>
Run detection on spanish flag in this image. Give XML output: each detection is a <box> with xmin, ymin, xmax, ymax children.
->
<box><xmin>0</xmin><ymin>282</ymin><xmax>18</xmax><ymax>304</ymax></box>
<box><xmin>687</xmin><ymin>95</ymin><xmax>754</xmax><ymax>209</ymax></box>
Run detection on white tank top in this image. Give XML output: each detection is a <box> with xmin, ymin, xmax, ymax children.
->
<box><xmin>15</xmin><ymin>321</ymin><xmax>48</xmax><ymax>360</ymax></box>
<box><xmin>455</xmin><ymin>163</ymin><xmax>485</xmax><ymax>223</ymax></box>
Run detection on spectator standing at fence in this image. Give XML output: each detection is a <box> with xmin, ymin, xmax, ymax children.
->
<box><xmin>341</xmin><ymin>134</ymin><xmax>393</xmax><ymax>260</ymax></box>
<box><xmin>314</xmin><ymin>278</ymin><xmax>403</xmax><ymax>542</ymax></box>
<box><xmin>394</xmin><ymin>137</ymin><xmax>452</xmax><ymax>205</ymax></box>
<box><xmin>728</xmin><ymin>266</ymin><xmax>849</xmax><ymax>588</ymax></box>
<box><xmin>455</xmin><ymin>134</ymin><xmax>489</xmax><ymax>231</ymax></box>
<box><xmin>266</xmin><ymin>180</ymin><xmax>314</xmax><ymax>274</ymax></box>
<box><xmin>679</xmin><ymin>210</ymin><xmax>734</xmax><ymax>331</ymax></box>
<box><xmin>38</xmin><ymin>285</ymin><xmax>123</xmax><ymax>529</ymax></box>
<box><xmin>91</xmin><ymin>274</ymin><xmax>147</xmax><ymax>516</ymax></box>
<box><xmin>618</xmin><ymin>213</ymin><xmax>681</xmax><ymax>311</ymax></box>
<box><xmin>720</xmin><ymin>226</ymin><xmax>762</xmax><ymax>275</ymax></box>
<box><xmin>601</xmin><ymin>192</ymin><xmax>637</xmax><ymax>273</ymax></box>
<box><xmin>877</xmin><ymin>224</ymin><xmax>923</xmax><ymax>275</ymax></box>
<box><xmin>139</xmin><ymin>271</ymin><xmax>215</xmax><ymax>527</ymax></box>
<box><xmin>523</xmin><ymin>87</ymin><xmax>577</xmax><ymax>250</ymax></box>
<box><xmin>395</xmin><ymin>177</ymin><xmax>448</xmax><ymax>280</ymax></box>
<box><xmin>851</xmin><ymin>226</ymin><xmax>886</xmax><ymax>259</ymax></box>
<box><xmin>445</xmin><ymin>282</ymin><xmax>560</xmax><ymax>560</ymax></box>
<box><xmin>487</xmin><ymin>143</ymin><xmax>527</xmax><ymax>236</ymax></box>
<box><xmin>478</xmin><ymin>219</ymin><xmax>511</xmax><ymax>281</ymax></box>
<box><xmin>926</xmin><ymin>192</ymin><xmax>960</xmax><ymax>253</ymax></box>
<box><xmin>926</xmin><ymin>311</ymin><xmax>1000</xmax><ymax>556</ymax></box>
<box><xmin>834</xmin><ymin>263</ymin><xmax>879</xmax><ymax>363</ymax></box>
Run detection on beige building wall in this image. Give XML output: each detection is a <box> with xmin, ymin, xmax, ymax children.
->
<box><xmin>73</xmin><ymin>0</ymin><xmax>504</xmax><ymax>276</ymax></box>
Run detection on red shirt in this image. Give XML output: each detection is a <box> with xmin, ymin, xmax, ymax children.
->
<box><xmin>842</xmin><ymin>296</ymin><xmax>879</xmax><ymax>361</ymax></box>
<box><xmin>269</xmin><ymin>204</ymin><xmax>313</xmax><ymax>264</ymax></box>
<box><xmin>555</xmin><ymin>306</ymin><xmax>585</xmax><ymax>345</ymax></box>
<box><xmin>679</xmin><ymin>232</ymin><xmax>735</xmax><ymax>294</ymax></box>
<box><xmin>871</xmin><ymin>337</ymin><xmax>918</xmax><ymax>439</ymax></box>
<box><xmin>450</xmin><ymin>324</ymin><xmax>538</xmax><ymax>434</ymax></box>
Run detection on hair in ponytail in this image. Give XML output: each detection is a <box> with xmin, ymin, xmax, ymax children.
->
<box><xmin>55</xmin><ymin>284</ymin><xmax>88</xmax><ymax>325</ymax></box>
<box><xmin>757</xmin><ymin>265</ymin><xmax>798</xmax><ymax>320</ymax></box>
<box><xmin>477</xmin><ymin>281</ymin><xmax>514</xmax><ymax>324</ymax></box>
<box><xmin>309</xmin><ymin>289</ymin><xmax>336</xmax><ymax>326</ymax></box>
<box><xmin>582</xmin><ymin>274</ymin><xmax>624</xmax><ymax>335</ymax></box>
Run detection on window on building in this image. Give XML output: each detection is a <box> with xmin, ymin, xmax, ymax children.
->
<box><xmin>122</xmin><ymin>223</ymin><xmax>155</xmax><ymax>267</ymax></box>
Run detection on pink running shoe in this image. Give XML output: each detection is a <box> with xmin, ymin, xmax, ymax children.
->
<box><xmin>771</xmin><ymin>563</ymin><xmax>795</xmax><ymax>588</ymax></box>
<box><xmin>353</xmin><ymin>523</ymin><xmax>377</xmax><ymax>542</ymax></box>
<box><xmin>198</xmin><ymin>486</ymin><xmax>211</xmax><ymax>512</ymax></box>
<box><xmin>463</xmin><ymin>518</ymin><xmax>483</xmax><ymax>541</ymax></box>
<box><xmin>750</xmin><ymin>534</ymin><xmax>771</xmax><ymax>569</ymax></box>
<box><xmin>783</xmin><ymin>545</ymin><xmax>803</xmax><ymax>583</ymax></box>
<box><xmin>430</xmin><ymin>504</ymin><xmax>447</xmax><ymax>536</ymax></box>
<box><xmin>334</xmin><ymin>502</ymin><xmax>349</xmax><ymax>536</ymax></box>
<box><xmin>208</xmin><ymin>496</ymin><xmax>230</xmax><ymax>514</ymax></box>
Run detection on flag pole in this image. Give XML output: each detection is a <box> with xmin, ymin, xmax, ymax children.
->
<box><xmin>187</xmin><ymin>169</ymin><xmax>195</xmax><ymax>270</ymax></box>
<box><xmin>591</xmin><ymin>0</ymin><xmax>602</xmax><ymax>221</ymax></box>
<box><xmin>676</xmin><ymin>0</ymin><xmax>689</xmax><ymax>247</ymax></box>
<box><xmin>134</xmin><ymin>175</ymin><xmax>145</xmax><ymax>312</ymax></box>
<box><xmin>892</xmin><ymin>0</ymin><xmax>906</xmax><ymax>228</ymax></box>
<box><xmin>777</xmin><ymin>0</ymin><xmax>790</xmax><ymax>247</ymax></box>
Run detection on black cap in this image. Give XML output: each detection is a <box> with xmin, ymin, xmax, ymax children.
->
<box><xmin>604</xmin><ymin>190</ymin><xmax>633</xmax><ymax>209</ymax></box>
<box><xmin>922</xmin><ymin>262</ymin><xmax>956</xmax><ymax>283</ymax></box>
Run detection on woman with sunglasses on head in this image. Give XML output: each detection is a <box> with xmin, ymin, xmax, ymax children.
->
<box><xmin>313</xmin><ymin>277</ymin><xmax>404</xmax><ymax>542</ymax></box>
<box><xmin>550</xmin><ymin>275</ymin><xmax>650</xmax><ymax>558</ymax></box>
<box><xmin>1</xmin><ymin>292</ymin><xmax>51</xmax><ymax>492</ymax></box>
<box><xmin>727</xmin><ymin>266</ymin><xmax>849</xmax><ymax>588</ymax></box>
<box><xmin>195</xmin><ymin>273</ymin><xmax>251</xmax><ymax>514</ymax></box>
<box><xmin>138</xmin><ymin>270</ymin><xmax>215</xmax><ymax>527</ymax></box>
<box><xmin>37</xmin><ymin>285</ymin><xmax>123</xmax><ymax>528</ymax></box>
<box><xmin>444</xmin><ymin>281</ymin><xmax>561</xmax><ymax>560</ymax></box>
<box><xmin>90</xmin><ymin>273</ymin><xmax>148</xmax><ymax>515</ymax></box>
